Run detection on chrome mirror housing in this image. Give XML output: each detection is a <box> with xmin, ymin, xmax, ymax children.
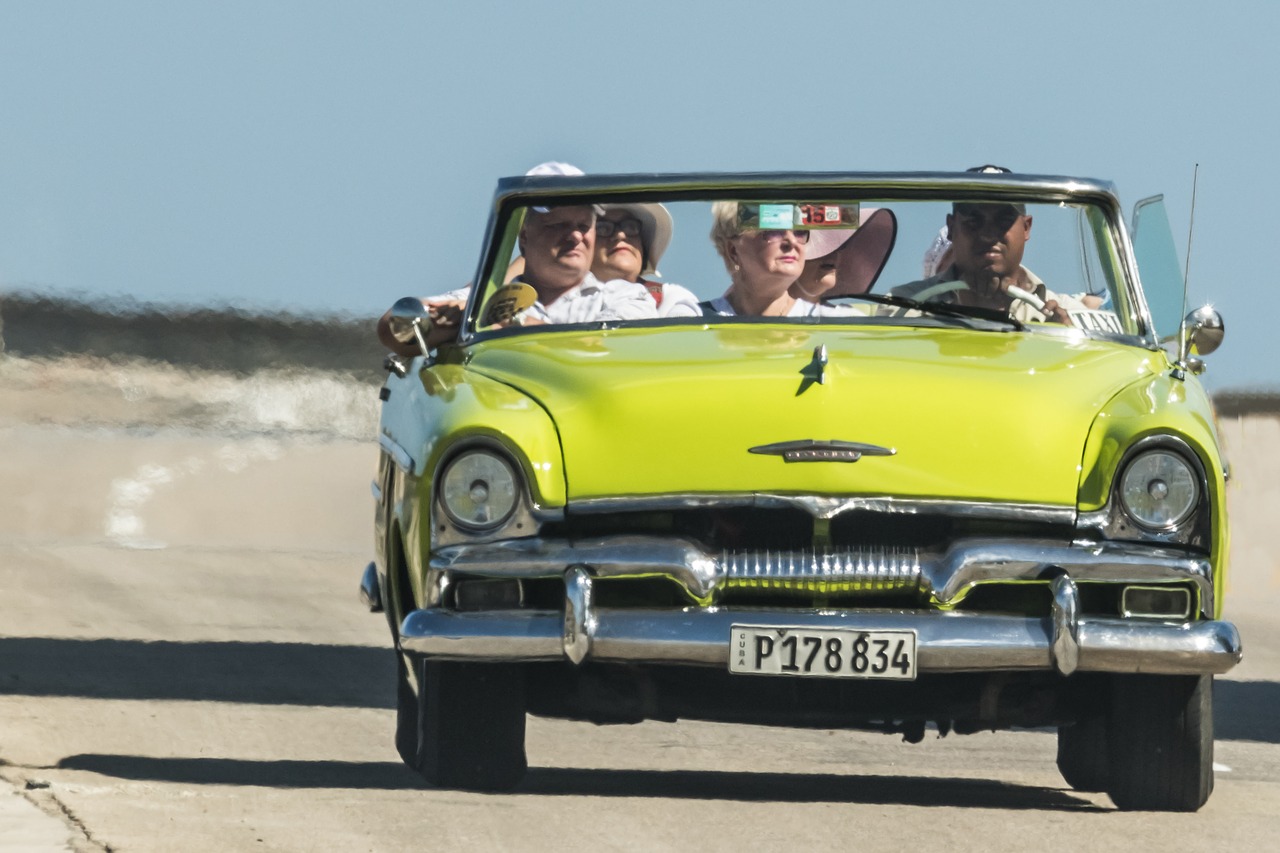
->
<box><xmin>387</xmin><ymin>296</ymin><xmax>433</xmax><ymax>355</ymax></box>
<box><xmin>1183</xmin><ymin>305</ymin><xmax>1224</xmax><ymax>357</ymax></box>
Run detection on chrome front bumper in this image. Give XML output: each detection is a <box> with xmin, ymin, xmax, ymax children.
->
<box><xmin>398</xmin><ymin>567</ymin><xmax>1242</xmax><ymax>677</ymax></box>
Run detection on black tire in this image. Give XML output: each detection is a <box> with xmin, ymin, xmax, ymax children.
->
<box><xmin>413</xmin><ymin>659</ymin><xmax>527</xmax><ymax>792</ymax></box>
<box><xmin>394</xmin><ymin>652</ymin><xmax>420</xmax><ymax>768</ymax></box>
<box><xmin>1056</xmin><ymin>710</ymin><xmax>1109</xmax><ymax>792</ymax></box>
<box><xmin>1105</xmin><ymin>674</ymin><xmax>1214</xmax><ymax>812</ymax></box>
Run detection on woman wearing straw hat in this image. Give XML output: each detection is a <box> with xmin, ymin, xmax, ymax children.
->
<box><xmin>592</xmin><ymin>201</ymin><xmax>699</xmax><ymax>317</ymax></box>
<box><xmin>704</xmin><ymin>202</ymin><xmax>878</xmax><ymax>317</ymax></box>
<box><xmin>789</xmin><ymin>207</ymin><xmax>897</xmax><ymax>304</ymax></box>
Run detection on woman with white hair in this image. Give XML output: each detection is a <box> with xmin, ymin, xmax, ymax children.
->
<box><xmin>704</xmin><ymin>202</ymin><xmax>867</xmax><ymax>317</ymax></box>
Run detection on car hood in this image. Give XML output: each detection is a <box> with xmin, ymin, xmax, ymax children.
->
<box><xmin>465</xmin><ymin>325</ymin><xmax>1162</xmax><ymax>507</ymax></box>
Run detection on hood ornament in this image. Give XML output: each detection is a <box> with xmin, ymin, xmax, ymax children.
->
<box><xmin>797</xmin><ymin>344</ymin><xmax>828</xmax><ymax>395</ymax></box>
<box><xmin>749</xmin><ymin>439</ymin><xmax>896</xmax><ymax>463</ymax></box>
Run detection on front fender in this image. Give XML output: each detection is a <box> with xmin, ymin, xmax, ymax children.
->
<box><xmin>1078</xmin><ymin>364</ymin><xmax>1228</xmax><ymax>616</ymax></box>
<box><xmin>380</xmin><ymin>358</ymin><xmax>566</xmax><ymax>608</ymax></box>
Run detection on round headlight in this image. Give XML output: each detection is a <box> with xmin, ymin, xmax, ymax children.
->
<box><xmin>439</xmin><ymin>451</ymin><xmax>519</xmax><ymax>529</ymax></box>
<box><xmin>1118</xmin><ymin>450</ymin><xmax>1199</xmax><ymax>529</ymax></box>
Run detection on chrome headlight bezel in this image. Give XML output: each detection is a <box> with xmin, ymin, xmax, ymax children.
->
<box><xmin>1075</xmin><ymin>435</ymin><xmax>1211</xmax><ymax>548</ymax></box>
<box><xmin>439</xmin><ymin>449</ymin><xmax>520</xmax><ymax>531</ymax></box>
<box><xmin>429</xmin><ymin>439</ymin><xmax>559</xmax><ymax>548</ymax></box>
<box><xmin>1118</xmin><ymin>448</ymin><xmax>1200</xmax><ymax>531</ymax></box>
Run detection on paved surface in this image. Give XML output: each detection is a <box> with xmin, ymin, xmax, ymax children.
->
<box><xmin>1</xmin><ymin>359</ymin><xmax>1278</xmax><ymax>852</ymax></box>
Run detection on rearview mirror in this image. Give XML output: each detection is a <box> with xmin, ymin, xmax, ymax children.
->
<box><xmin>387</xmin><ymin>296</ymin><xmax>433</xmax><ymax>354</ymax></box>
<box><xmin>1183</xmin><ymin>305</ymin><xmax>1224</xmax><ymax>357</ymax></box>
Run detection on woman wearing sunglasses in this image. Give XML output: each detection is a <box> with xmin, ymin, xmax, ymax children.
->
<box><xmin>593</xmin><ymin>203</ymin><xmax>700</xmax><ymax>318</ymax></box>
<box><xmin>704</xmin><ymin>201</ymin><xmax>868</xmax><ymax>317</ymax></box>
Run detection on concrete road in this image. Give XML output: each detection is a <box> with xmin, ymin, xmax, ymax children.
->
<box><xmin>1</xmin><ymin>359</ymin><xmax>1278</xmax><ymax>852</ymax></box>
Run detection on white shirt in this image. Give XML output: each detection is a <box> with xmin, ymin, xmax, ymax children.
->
<box><xmin>704</xmin><ymin>295</ymin><xmax>868</xmax><ymax>318</ymax></box>
<box><xmin>426</xmin><ymin>274</ymin><xmax>659</xmax><ymax>324</ymax></box>
<box><xmin>519</xmin><ymin>273</ymin><xmax>658</xmax><ymax>324</ymax></box>
<box><xmin>655</xmin><ymin>282</ymin><xmax>703</xmax><ymax>318</ymax></box>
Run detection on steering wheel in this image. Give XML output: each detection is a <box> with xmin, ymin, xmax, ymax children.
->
<box><xmin>1005</xmin><ymin>284</ymin><xmax>1046</xmax><ymax>311</ymax></box>
<box><xmin>917</xmin><ymin>280</ymin><xmax>1048</xmax><ymax>313</ymax></box>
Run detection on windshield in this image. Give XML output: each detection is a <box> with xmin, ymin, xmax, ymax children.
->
<box><xmin>462</xmin><ymin>190</ymin><xmax>1139</xmax><ymax>340</ymax></box>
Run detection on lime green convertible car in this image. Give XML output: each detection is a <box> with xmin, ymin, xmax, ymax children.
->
<box><xmin>361</xmin><ymin>170</ymin><xmax>1240</xmax><ymax>811</ymax></box>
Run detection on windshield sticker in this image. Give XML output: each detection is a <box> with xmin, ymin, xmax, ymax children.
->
<box><xmin>740</xmin><ymin>202</ymin><xmax>862</xmax><ymax>231</ymax></box>
<box><xmin>757</xmin><ymin>204</ymin><xmax>794</xmax><ymax>229</ymax></box>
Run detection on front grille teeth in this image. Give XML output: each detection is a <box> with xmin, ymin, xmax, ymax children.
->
<box><xmin>720</xmin><ymin>547</ymin><xmax>924</xmax><ymax>594</ymax></box>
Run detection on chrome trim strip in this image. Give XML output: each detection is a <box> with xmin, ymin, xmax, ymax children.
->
<box><xmin>432</xmin><ymin>535</ymin><xmax>720</xmax><ymax>599</ymax></box>
<box><xmin>566</xmin><ymin>494</ymin><xmax>1075</xmax><ymax>524</ymax></box>
<box><xmin>398</xmin><ymin>606</ymin><xmax>1241</xmax><ymax>676</ymax></box>
<box><xmin>494</xmin><ymin>172</ymin><xmax>1120</xmax><ymax>206</ymax></box>
<box><xmin>379</xmin><ymin>433</ymin><xmax>414</xmax><ymax>475</ymax></box>
<box><xmin>430</xmin><ymin>536</ymin><xmax>1215</xmax><ymax>613</ymax></box>
<box><xmin>359</xmin><ymin>562</ymin><xmax>383</xmax><ymax>613</ymax></box>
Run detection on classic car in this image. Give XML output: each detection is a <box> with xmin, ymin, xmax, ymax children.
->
<box><xmin>361</xmin><ymin>170</ymin><xmax>1241</xmax><ymax>811</ymax></box>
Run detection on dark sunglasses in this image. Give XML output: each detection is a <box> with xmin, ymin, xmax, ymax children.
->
<box><xmin>751</xmin><ymin>229</ymin><xmax>810</xmax><ymax>244</ymax></box>
<box><xmin>595</xmin><ymin>218</ymin><xmax>643</xmax><ymax>238</ymax></box>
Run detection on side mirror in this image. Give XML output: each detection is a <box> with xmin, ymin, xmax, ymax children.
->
<box><xmin>1183</xmin><ymin>305</ymin><xmax>1224</xmax><ymax>357</ymax></box>
<box><xmin>387</xmin><ymin>297</ymin><xmax>433</xmax><ymax>355</ymax></box>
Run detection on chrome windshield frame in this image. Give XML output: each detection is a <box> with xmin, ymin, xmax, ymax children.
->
<box><xmin>458</xmin><ymin>171</ymin><xmax>1156</xmax><ymax>348</ymax></box>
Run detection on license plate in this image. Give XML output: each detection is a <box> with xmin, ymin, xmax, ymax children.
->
<box><xmin>729</xmin><ymin>625</ymin><xmax>917</xmax><ymax>680</ymax></box>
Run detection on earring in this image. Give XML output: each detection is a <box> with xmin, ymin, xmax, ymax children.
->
<box><xmin>733</xmin><ymin>263</ymin><xmax>740</xmax><ymax>272</ymax></box>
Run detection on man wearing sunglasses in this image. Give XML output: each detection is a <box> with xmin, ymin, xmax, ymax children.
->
<box><xmin>378</xmin><ymin>163</ymin><xmax>662</xmax><ymax>355</ymax></box>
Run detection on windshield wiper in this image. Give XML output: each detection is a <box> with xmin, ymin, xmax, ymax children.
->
<box><xmin>834</xmin><ymin>293</ymin><xmax>1026</xmax><ymax>331</ymax></box>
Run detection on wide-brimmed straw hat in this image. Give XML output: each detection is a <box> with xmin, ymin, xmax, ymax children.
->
<box><xmin>803</xmin><ymin>207</ymin><xmax>898</xmax><ymax>295</ymax></box>
<box><xmin>598</xmin><ymin>201</ymin><xmax>674</xmax><ymax>277</ymax></box>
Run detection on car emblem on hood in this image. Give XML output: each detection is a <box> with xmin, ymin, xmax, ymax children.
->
<box><xmin>796</xmin><ymin>344</ymin><xmax>828</xmax><ymax>396</ymax></box>
<box><xmin>748</xmin><ymin>439</ymin><xmax>897</xmax><ymax>463</ymax></box>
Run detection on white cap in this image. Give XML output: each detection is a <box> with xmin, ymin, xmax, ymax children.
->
<box><xmin>525</xmin><ymin>162</ymin><xmax>590</xmax><ymax>214</ymax></box>
<box><xmin>526</xmin><ymin>161</ymin><xmax>584</xmax><ymax>177</ymax></box>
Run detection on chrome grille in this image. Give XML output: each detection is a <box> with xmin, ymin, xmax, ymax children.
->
<box><xmin>720</xmin><ymin>547</ymin><xmax>924</xmax><ymax>594</ymax></box>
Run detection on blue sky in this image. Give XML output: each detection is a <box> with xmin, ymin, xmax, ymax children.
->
<box><xmin>1</xmin><ymin>1</ymin><xmax>1274</xmax><ymax>390</ymax></box>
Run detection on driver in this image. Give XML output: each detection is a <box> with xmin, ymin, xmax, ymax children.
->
<box><xmin>890</xmin><ymin>168</ymin><xmax>1087</xmax><ymax>326</ymax></box>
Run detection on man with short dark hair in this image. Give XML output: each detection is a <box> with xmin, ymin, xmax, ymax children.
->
<box><xmin>892</xmin><ymin>165</ymin><xmax>1086</xmax><ymax>325</ymax></box>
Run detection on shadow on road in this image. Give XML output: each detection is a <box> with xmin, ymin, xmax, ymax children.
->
<box><xmin>519</xmin><ymin>767</ymin><xmax>1103</xmax><ymax>810</ymax></box>
<box><xmin>57</xmin><ymin>755</ymin><xmax>422</xmax><ymax>789</ymax></box>
<box><xmin>4</xmin><ymin>639</ymin><xmax>1279</xmax><ymax>746</ymax></box>
<box><xmin>55</xmin><ymin>754</ymin><xmax>1101</xmax><ymax>810</ymax></box>
<box><xmin>0</xmin><ymin>637</ymin><xmax>393</xmax><ymax>708</ymax></box>
<box><xmin>1216</xmin><ymin>679</ymin><xmax>1280</xmax><ymax>744</ymax></box>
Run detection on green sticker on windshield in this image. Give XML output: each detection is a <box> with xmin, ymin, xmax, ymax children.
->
<box><xmin>738</xmin><ymin>202</ymin><xmax>862</xmax><ymax>231</ymax></box>
<box><xmin>757</xmin><ymin>204</ymin><xmax>794</xmax><ymax>229</ymax></box>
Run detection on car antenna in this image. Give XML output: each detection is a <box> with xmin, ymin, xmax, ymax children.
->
<box><xmin>1177</xmin><ymin>164</ymin><xmax>1199</xmax><ymax>366</ymax></box>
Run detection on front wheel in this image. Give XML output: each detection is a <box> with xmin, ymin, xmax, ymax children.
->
<box><xmin>1105</xmin><ymin>674</ymin><xmax>1214</xmax><ymax>811</ymax></box>
<box><xmin>1056</xmin><ymin>710</ymin><xmax>1108</xmax><ymax>793</ymax></box>
<box><xmin>409</xmin><ymin>658</ymin><xmax>527</xmax><ymax>792</ymax></box>
<box><xmin>394</xmin><ymin>651</ymin><xmax>419</xmax><ymax>768</ymax></box>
